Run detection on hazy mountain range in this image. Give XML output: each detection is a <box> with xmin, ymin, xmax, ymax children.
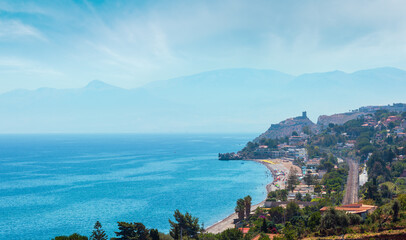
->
<box><xmin>1</xmin><ymin>67</ymin><xmax>406</xmax><ymax>133</ymax></box>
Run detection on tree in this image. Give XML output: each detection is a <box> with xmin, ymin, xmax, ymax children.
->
<box><xmin>287</xmin><ymin>168</ymin><xmax>298</xmax><ymax>192</ymax></box>
<box><xmin>303</xmin><ymin>173</ymin><xmax>313</xmax><ymax>186</ymax></box>
<box><xmin>217</xmin><ymin>228</ymin><xmax>243</xmax><ymax>240</ymax></box>
<box><xmin>308</xmin><ymin>212</ymin><xmax>321</xmax><ymax>231</ymax></box>
<box><xmin>303</xmin><ymin>193</ymin><xmax>312</xmax><ymax>202</ymax></box>
<box><xmin>380</xmin><ymin>184</ymin><xmax>392</xmax><ymax>199</ymax></box>
<box><xmin>268</xmin><ymin>207</ymin><xmax>284</xmax><ymax>224</ymax></box>
<box><xmin>235</xmin><ymin>199</ymin><xmax>245</xmax><ymax>220</ymax></box>
<box><xmin>302</xmin><ymin>126</ymin><xmax>312</xmax><ymax>135</ymax></box>
<box><xmin>149</xmin><ymin>229</ymin><xmax>160</xmax><ymax>240</ymax></box>
<box><xmin>258</xmin><ymin>233</ymin><xmax>270</xmax><ymax>240</ymax></box>
<box><xmin>323</xmin><ymin>161</ymin><xmax>334</xmax><ymax>173</ymax></box>
<box><xmin>398</xmin><ymin>194</ymin><xmax>406</xmax><ymax>210</ymax></box>
<box><xmin>286</xmin><ymin>202</ymin><xmax>301</xmax><ymax>221</ymax></box>
<box><xmin>314</xmin><ymin>184</ymin><xmax>322</xmax><ymax>194</ymax></box>
<box><xmin>53</xmin><ymin>233</ymin><xmax>88</xmax><ymax>240</ymax></box>
<box><xmin>169</xmin><ymin>210</ymin><xmax>201</xmax><ymax>240</ymax></box>
<box><xmin>295</xmin><ymin>192</ymin><xmax>302</xmax><ymax>201</ymax></box>
<box><xmin>112</xmin><ymin>222</ymin><xmax>150</xmax><ymax>240</ymax></box>
<box><xmin>260</xmin><ymin>218</ymin><xmax>268</xmax><ymax>233</ymax></box>
<box><xmin>292</xmin><ymin>131</ymin><xmax>298</xmax><ymax>136</ymax></box>
<box><xmin>281</xmin><ymin>222</ymin><xmax>297</xmax><ymax>240</ymax></box>
<box><xmin>319</xmin><ymin>208</ymin><xmax>349</xmax><ymax>235</ymax></box>
<box><xmin>244</xmin><ymin>195</ymin><xmax>252</xmax><ymax>219</ymax></box>
<box><xmin>348</xmin><ymin>213</ymin><xmax>362</xmax><ymax>225</ymax></box>
<box><xmin>393</xmin><ymin>200</ymin><xmax>400</xmax><ymax>222</ymax></box>
<box><xmin>90</xmin><ymin>221</ymin><xmax>108</xmax><ymax>240</ymax></box>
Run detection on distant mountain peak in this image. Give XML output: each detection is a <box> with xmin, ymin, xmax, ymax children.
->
<box><xmin>85</xmin><ymin>80</ymin><xmax>119</xmax><ymax>90</ymax></box>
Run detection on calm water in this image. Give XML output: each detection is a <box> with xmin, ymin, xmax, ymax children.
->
<box><xmin>0</xmin><ymin>134</ymin><xmax>272</xmax><ymax>239</ymax></box>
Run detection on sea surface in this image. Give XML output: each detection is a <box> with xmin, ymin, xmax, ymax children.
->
<box><xmin>0</xmin><ymin>134</ymin><xmax>272</xmax><ymax>240</ymax></box>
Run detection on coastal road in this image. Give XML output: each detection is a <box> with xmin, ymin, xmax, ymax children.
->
<box><xmin>342</xmin><ymin>158</ymin><xmax>359</xmax><ymax>205</ymax></box>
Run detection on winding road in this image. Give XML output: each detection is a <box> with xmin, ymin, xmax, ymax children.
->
<box><xmin>342</xmin><ymin>158</ymin><xmax>359</xmax><ymax>205</ymax></box>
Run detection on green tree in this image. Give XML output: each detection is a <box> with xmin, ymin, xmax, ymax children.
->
<box><xmin>244</xmin><ymin>195</ymin><xmax>252</xmax><ymax>219</ymax></box>
<box><xmin>393</xmin><ymin>200</ymin><xmax>400</xmax><ymax>222</ymax></box>
<box><xmin>260</xmin><ymin>218</ymin><xmax>268</xmax><ymax>233</ymax></box>
<box><xmin>348</xmin><ymin>213</ymin><xmax>362</xmax><ymax>225</ymax></box>
<box><xmin>285</xmin><ymin>202</ymin><xmax>301</xmax><ymax>221</ymax></box>
<box><xmin>258</xmin><ymin>233</ymin><xmax>270</xmax><ymax>240</ymax></box>
<box><xmin>268</xmin><ymin>207</ymin><xmax>284</xmax><ymax>224</ymax></box>
<box><xmin>319</xmin><ymin>208</ymin><xmax>349</xmax><ymax>235</ymax></box>
<box><xmin>303</xmin><ymin>173</ymin><xmax>313</xmax><ymax>186</ymax></box>
<box><xmin>308</xmin><ymin>212</ymin><xmax>321</xmax><ymax>231</ymax></box>
<box><xmin>302</xmin><ymin>126</ymin><xmax>312</xmax><ymax>135</ymax></box>
<box><xmin>90</xmin><ymin>221</ymin><xmax>108</xmax><ymax>240</ymax></box>
<box><xmin>295</xmin><ymin>192</ymin><xmax>302</xmax><ymax>201</ymax></box>
<box><xmin>303</xmin><ymin>193</ymin><xmax>312</xmax><ymax>202</ymax></box>
<box><xmin>323</xmin><ymin>161</ymin><xmax>334</xmax><ymax>173</ymax></box>
<box><xmin>398</xmin><ymin>194</ymin><xmax>406</xmax><ymax>210</ymax></box>
<box><xmin>169</xmin><ymin>210</ymin><xmax>201</xmax><ymax>240</ymax></box>
<box><xmin>235</xmin><ymin>199</ymin><xmax>245</xmax><ymax>220</ymax></box>
<box><xmin>149</xmin><ymin>229</ymin><xmax>160</xmax><ymax>240</ymax></box>
<box><xmin>314</xmin><ymin>184</ymin><xmax>322</xmax><ymax>194</ymax></box>
<box><xmin>281</xmin><ymin>222</ymin><xmax>297</xmax><ymax>240</ymax></box>
<box><xmin>53</xmin><ymin>233</ymin><xmax>88</xmax><ymax>240</ymax></box>
<box><xmin>199</xmin><ymin>233</ymin><xmax>217</xmax><ymax>240</ymax></box>
<box><xmin>112</xmin><ymin>222</ymin><xmax>150</xmax><ymax>240</ymax></box>
<box><xmin>217</xmin><ymin>228</ymin><xmax>243</xmax><ymax>240</ymax></box>
<box><xmin>287</xmin><ymin>168</ymin><xmax>298</xmax><ymax>192</ymax></box>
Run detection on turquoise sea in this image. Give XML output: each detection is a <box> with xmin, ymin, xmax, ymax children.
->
<box><xmin>0</xmin><ymin>134</ymin><xmax>272</xmax><ymax>239</ymax></box>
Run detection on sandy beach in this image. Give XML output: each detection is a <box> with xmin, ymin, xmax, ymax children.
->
<box><xmin>206</xmin><ymin>158</ymin><xmax>299</xmax><ymax>234</ymax></box>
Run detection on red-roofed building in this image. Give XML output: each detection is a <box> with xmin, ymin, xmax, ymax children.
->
<box><xmin>385</xmin><ymin>116</ymin><xmax>401</xmax><ymax>124</ymax></box>
<box><xmin>238</xmin><ymin>228</ymin><xmax>250</xmax><ymax>234</ymax></box>
<box><xmin>320</xmin><ymin>203</ymin><xmax>377</xmax><ymax>219</ymax></box>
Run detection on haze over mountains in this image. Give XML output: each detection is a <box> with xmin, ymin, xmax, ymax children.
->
<box><xmin>1</xmin><ymin>67</ymin><xmax>406</xmax><ymax>133</ymax></box>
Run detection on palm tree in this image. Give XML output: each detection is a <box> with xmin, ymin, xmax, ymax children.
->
<box><xmin>235</xmin><ymin>198</ymin><xmax>245</xmax><ymax>220</ymax></box>
<box><xmin>244</xmin><ymin>195</ymin><xmax>252</xmax><ymax>218</ymax></box>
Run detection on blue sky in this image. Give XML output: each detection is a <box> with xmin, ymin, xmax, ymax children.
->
<box><xmin>1</xmin><ymin>0</ymin><xmax>406</xmax><ymax>93</ymax></box>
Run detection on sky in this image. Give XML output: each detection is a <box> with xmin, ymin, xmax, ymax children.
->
<box><xmin>1</xmin><ymin>0</ymin><xmax>406</xmax><ymax>93</ymax></box>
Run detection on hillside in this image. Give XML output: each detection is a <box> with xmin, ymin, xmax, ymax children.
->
<box><xmin>318</xmin><ymin>103</ymin><xmax>406</xmax><ymax>127</ymax></box>
<box><xmin>255</xmin><ymin>112</ymin><xmax>317</xmax><ymax>141</ymax></box>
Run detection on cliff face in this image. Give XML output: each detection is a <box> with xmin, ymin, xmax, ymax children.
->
<box><xmin>255</xmin><ymin>113</ymin><xmax>318</xmax><ymax>141</ymax></box>
<box><xmin>317</xmin><ymin>112</ymin><xmax>364</xmax><ymax>127</ymax></box>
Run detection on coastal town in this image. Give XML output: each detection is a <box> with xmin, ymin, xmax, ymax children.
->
<box><xmin>50</xmin><ymin>104</ymin><xmax>406</xmax><ymax>240</ymax></box>
<box><xmin>210</xmin><ymin>103</ymin><xmax>406</xmax><ymax>239</ymax></box>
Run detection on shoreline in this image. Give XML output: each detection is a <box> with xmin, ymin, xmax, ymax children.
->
<box><xmin>206</xmin><ymin>158</ymin><xmax>297</xmax><ymax>234</ymax></box>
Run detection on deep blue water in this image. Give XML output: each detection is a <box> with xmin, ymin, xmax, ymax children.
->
<box><xmin>0</xmin><ymin>134</ymin><xmax>272</xmax><ymax>240</ymax></box>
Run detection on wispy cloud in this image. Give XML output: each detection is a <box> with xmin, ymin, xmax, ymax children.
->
<box><xmin>0</xmin><ymin>0</ymin><xmax>406</xmax><ymax>92</ymax></box>
<box><xmin>0</xmin><ymin>57</ymin><xmax>61</xmax><ymax>76</ymax></box>
<box><xmin>0</xmin><ymin>19</ymin><xmax>46</xmax><ymax>41</ymax></box>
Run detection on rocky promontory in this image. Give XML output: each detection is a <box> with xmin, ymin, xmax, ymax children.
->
<box><xmin>254</xmin><ymin>112</ymin><xmax>318</xmax><ymax>141</ymax></box>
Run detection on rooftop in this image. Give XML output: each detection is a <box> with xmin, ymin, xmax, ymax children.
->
<box><xmin>320</xmin><ymin>203</ymin><xmax>377</xmax><ymax>214</ymax></box>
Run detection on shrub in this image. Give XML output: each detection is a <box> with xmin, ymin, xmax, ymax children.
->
<box><xmin>348</xmin><ymin>213</ymin><xmax>363</xmax><ymax>225</ymax></box>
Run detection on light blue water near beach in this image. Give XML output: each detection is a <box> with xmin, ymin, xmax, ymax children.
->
<box><xmin>0</xmin><ymin>134</ymin><xmax>272</xmax><ymax>240</ymax></box>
